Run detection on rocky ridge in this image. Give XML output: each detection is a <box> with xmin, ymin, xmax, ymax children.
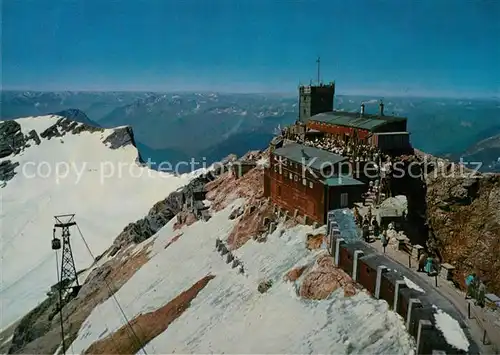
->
<box><xmin>0</xmin><ymin>115</ymin><xmax>139</xmax><ymax>185</ymax></box>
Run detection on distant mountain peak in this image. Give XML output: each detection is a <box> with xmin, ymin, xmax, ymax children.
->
<box><xmin>52</xmin><ymin>108</ymin><xmax>100</xmax><ymax>127</ymax></box>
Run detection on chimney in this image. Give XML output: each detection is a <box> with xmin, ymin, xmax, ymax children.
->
<box><xmin>379</xmin><ymin>100</ymin><xmax>384</xmax><ymax>116</ymax></box>
<box><xmin>360</xmin><ymin>103</ymin><xmax>365</xmax><ymax>116</ymax></box>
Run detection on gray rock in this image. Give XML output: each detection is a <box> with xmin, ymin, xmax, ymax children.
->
<box><xmin>0</xmin><ymin>120</ymin><xmax>25</xmax><ymax>158</ymax></box>
<box><xmin>103</xmin><ymin>126</ymin><xmax>136</xmax><ymax>149</ymax></box>
<box><xmin>0</xmin><ymin>160</ymin><xmax>20</xmax><ymax>182</ymax></box>
<box><xmin>258</xmin><ymin>280</ymin><xmax>273</xmax><ymax>293</ymax></box>
<box><xmin>110</xmin><ymin>166</ymin><xmax>227</xmax><ymax>253</ymax></box>
<box><xmin>232</xmin><ymin>259</ymin><xmax>240</xmax><ymax>268</ymax></box>
<box><xmin>229</xmin><ymin>206</ymin><xmax>244</xmax><ymax>220</ymax></box>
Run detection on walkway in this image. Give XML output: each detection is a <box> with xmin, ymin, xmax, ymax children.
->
<box><xmin>369</xmin><ymin>240</ymin><xmax>500</xmax><ymax>354</ymax></box>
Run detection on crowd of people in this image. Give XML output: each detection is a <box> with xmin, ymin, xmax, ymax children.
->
<box><xmin>465</xmin><ymin>272</ymin><xmax>488</xmax><ymax>308</ymax></box>
<box><xmin>302</xmin><ymin>136</ymin><xmax>383</xmax><ymax>164</ymax></box>
<box><xmin>353</xmin><ymin>206</ymin><xmax>384</xmax><ymax>242</ymax></box>
<box><xmin>363</xmin><ymin>180</ymin><xmax>387</xmax><ymax>206</ymax></box>
<box><xmin>283</xmin><ymin>129</ymin><xmax>398</xmax><ymax>207</ymax></box>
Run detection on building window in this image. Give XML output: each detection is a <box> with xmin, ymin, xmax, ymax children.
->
<box><xmin>289</xmin><ymin>173</ymin><xmax>293</xmax><ymax>179</ymax></box>
<box><xmin>274</xmin><ymin>166</ymin><xmax>278</xmax><ymax>173</ymax></box>
<box><xmin>340</xmin><ymin>193</ymin><xmax>348</xmax><ymax>208</ymax></box>
<box><xmin>309</xmin><ymin>181</ymin><xmax>313</xmax><ymax>188</ymax></box>
<box><xmin>302</xmin><ymin>178</ymin><xmax>307</xmax><ymax>186</ymax></box>
<box><xmin>294</xmin><ymin>175</ymin><xmax>298</xmax><ymax>182</ymax></box>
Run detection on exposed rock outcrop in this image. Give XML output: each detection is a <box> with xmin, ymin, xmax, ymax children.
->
<box><xmin>425</xmin><ymin>163</ymin><xmax>500</xmax><ymax>294</ymax></box>
<box><xmin>103</xmin><ymin>126</ymin><xmax>137</xmax><ymax>150</ymax></box>
<box><xmin>40</xmin><ymin>117</ymin><xmax>102</xmax><ymax>140</ymax></box>
<box><xmin>110</xmin><ymin>170</ymin><xmax>220</xmax><ymax>255</ymax></box>
<box><xmin>0</xmin><ymin>160</ymin><xmax>20</xmax><ymax>182</ymax></box>
<box><xmin>384</xmin><ymin>150</ymin><xmax>500</xmax><ymax>293</ymax></box>
<box><xmin>0</xmin><ymin>120</ymin><xmax>26</xmax><ymax>158</ymax></box>
<box><xmin>306</xmin><ymin>233</ymin><xmax>325</xmax><ymax>250</ymax></box>
<box><xmin>298</xmin><ymin>253</ymin><xmax>359</xmax><ymax>299</ymax></box>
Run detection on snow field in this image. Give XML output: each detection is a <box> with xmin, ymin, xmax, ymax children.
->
<box><xmin>70</xmin><ymin>199</ymin><xmax>416</xmax><ymax>354</ymax></box>
<box><xmin>1</xmin><ymin>115</ymin><xmax>197</xmax><ymax>329</ymax></box>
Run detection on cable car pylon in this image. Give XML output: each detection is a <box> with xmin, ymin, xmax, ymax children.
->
<box><xmin>52</xmin><ymin>214</ymin><xmax>82</xmax><ymax>355</ymax></box>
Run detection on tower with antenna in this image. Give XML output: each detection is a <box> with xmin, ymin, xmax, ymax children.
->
<box><xmin>51</xmin><ymin>214</ymin><xmax>81</xmax><ymax>355</ymax></box>
<box><xmin>298</xmin><ymin>56</ymin><xmax>335</xmax><ymax>123</ymax></box>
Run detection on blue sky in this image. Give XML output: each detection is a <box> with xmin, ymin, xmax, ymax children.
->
<box><xmin>2</xmin><ymin>0</ymin><xmax>499</xmax><ymax>97</ymax></box>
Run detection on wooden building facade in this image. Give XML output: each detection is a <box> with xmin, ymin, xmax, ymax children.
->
<box><xmin>264</xmin><ymin>142</ymin><xmax>365</xmax><ymax>224</ymax></box>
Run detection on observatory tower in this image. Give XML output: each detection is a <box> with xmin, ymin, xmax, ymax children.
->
<box><xmin>298</xmin><ymin>57</ymin><xmax>335</xmax><ymax>123</ymax></box>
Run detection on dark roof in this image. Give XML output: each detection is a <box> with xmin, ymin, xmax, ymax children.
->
<box><xmin>310</xmin><ymin>110</ymin><xmax>407</xmax><ymax>131</ymax></box>
<box><xmin>324</xmin><ymin>175</ymin><xmax>364</xmax><ymax>187</ymax></box>
<box><xmin>273</xmin><ymin>142</ymin><xmax>347</xmax><ymax>171</ymax></box>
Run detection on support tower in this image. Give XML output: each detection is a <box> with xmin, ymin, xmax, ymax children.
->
<box><xmin>52</xmin><ymin>214</ymin><xmax>81</xmax><ymax>355</ymax></box>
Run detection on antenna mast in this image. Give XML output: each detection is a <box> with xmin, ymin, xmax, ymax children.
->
<box><xmin>316</xmin><ymin>56</ymin><xmax>321</xmax><ymax>84</ymax></box>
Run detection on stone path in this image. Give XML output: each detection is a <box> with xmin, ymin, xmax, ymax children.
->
<box><xmin>370</xmin><ymin>240</ymin><xmax>500</xmax><ymax>354</ymax></box>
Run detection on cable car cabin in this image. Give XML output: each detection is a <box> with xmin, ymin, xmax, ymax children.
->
<box><xmin>52</xmin><ymin>238</ymin><xmax>61</xmax><ymax>250</ymax></box>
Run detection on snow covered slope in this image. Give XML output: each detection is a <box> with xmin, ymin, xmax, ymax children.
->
<box><xmin>69</xmin><ymin>199</ymin><xmax>415</xmax><ymax>354</ymax></box>
<box><xmin>0</xmin><ymin>115</ymin><xmax>199</xmax><ymax>330</ymax></box>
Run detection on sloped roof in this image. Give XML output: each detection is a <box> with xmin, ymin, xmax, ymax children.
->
<box><xmin>310</xmin><ymin>111</ymin><xmax>407</xmax><ymax>131</ymax></box>
<box><xmin>273</xmin><ymin>142</ymin><xmax>347</xmax><ymax>171</ymax></box>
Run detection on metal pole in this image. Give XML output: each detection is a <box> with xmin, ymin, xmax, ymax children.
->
<box><xmin>316</xmin><ymin>57</ymin><xmax>320</xmax><ymax>84</ymax></box>
<box><xmin>434</xmin><ymin>274</ymin><xmax>438</xmax><ymax>287</ymax></box>
<box><xmin>467</xmin><ymin>302</ymin><xmax>471</xmax><ymax>319</ymax></box>
<box><xmin>482</xmin><ymin>329</ymin><xmax>487</xmax><ymax>345</ymax></box>
<box><xmin>55</xmin><ymin>251</ymin><xmax>66</xmax><ymax>355</ymax></box>
<box><xmin>408</xmin><ymin>253</ymin><xmax>411</xmax><ymax>268</ymax></box>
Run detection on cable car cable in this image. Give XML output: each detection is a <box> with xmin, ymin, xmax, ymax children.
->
<box><xmin>74</xmin><ymin>224</ymin><xmax>148</xmax><ymax>355</ymax></box>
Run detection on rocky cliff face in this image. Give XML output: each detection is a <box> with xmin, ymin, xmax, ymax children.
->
<box><xmin>362</xmin><ymin>149</ymin><xmax>499</xmax><ymax>294</ymax></box>
<box><xmin>422</xmin><ymin>153</ymin><xmax>500</xmax><ymax>294</ymax></box>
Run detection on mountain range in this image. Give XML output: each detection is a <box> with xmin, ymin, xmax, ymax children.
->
<box><xmin>2</xmin><ymin>90</ymin><xmax>500</xmax><ymax>172</ymax></box>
